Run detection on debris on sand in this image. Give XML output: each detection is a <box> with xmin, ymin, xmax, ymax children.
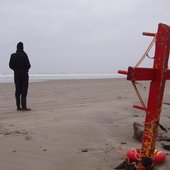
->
<box><xmin>0</xmin><ymin>128</ymin><xmax>27</xmax><ymax>136</ymax></box>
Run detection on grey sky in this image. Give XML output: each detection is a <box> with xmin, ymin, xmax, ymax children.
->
<box><xmin>1</xmin><ymin>0</ymin><xmax>170</xmax><ymax>74</ymax></box>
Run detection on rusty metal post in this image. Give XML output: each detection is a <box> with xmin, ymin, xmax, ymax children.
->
<box><xmin>118</xmin><ymin>23</ymin><xmax>170</xmax><ymax>169</ymax></box>
<box><xmin>140</xmin><ymin>23</ymin><xmax>170</xmax><ymax>168</ymax></box>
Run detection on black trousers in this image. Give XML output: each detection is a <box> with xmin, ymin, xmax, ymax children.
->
<box><xmin>14</xmin><ymin>73</ymin><xmax>29</xmax><ymax>98</ymax></box>
<box><xmin>14</xmin><ymin>72</ymin><xmax>29</xmax><ymax>109</ymax></box>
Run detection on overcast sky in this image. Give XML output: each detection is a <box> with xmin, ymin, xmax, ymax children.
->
<box><xmin>1</xmin><ymin>0</ymin><xmax>170</xmax><ymax>74</ymax></box>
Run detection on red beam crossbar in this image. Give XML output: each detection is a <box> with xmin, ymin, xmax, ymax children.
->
<box><xmin>133</xmin><ymin>105</ymin><xmax>146</xmax><ymax>111</ymax></box>
<box><xmin>127</xmin><ymin>67</ymin><xmax>156</xmax><ymax>81</ymax></box>
<box><xmin>143</xmin><ymin>32</ymin><xmax>156</xmax><ymax>37</ymax></box>
<box><xmin>119</xmin><ymin>67</ymin><xmax>170</xmax><ymax>81</ymax></box>
<box><xmin>118</xmin><ymin>70</ymin><xmax>127</xmax><ymax>75</ymax></box>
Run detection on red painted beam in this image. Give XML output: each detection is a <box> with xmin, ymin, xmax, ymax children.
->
<box><xmin>127</xmin><ymin>67</ymin><xmax>156</xmax><ymax>81</ymax></box>
<box><xmin>166</xmin><ymin>70</ymin><xmax>170</xmax><ymax>80</ymax></box>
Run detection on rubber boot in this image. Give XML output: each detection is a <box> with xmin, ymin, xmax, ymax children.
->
<box><xmin>16</xmin><ymin>97</ymin><xmax>22</xmax><ymax>111</ymax></box>
<box><xmin>21</xmin><ymin>97</ymin><xmax>31</xmax><ymax>111</ymax></box>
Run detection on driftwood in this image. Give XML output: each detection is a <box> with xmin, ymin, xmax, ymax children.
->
<box><xmin>163</xmin><ymin>102</ymin><xmax>170</xmax><ymax>105</ymax></box>
<box><xmin>162</xmin><ymin>144</ymin><xmax>170</xmax><ymax>151</ymax></box>
<box><xmin>133</xmin><ymin>122</ymin><xmax>143</xmax><ymax>142</ymax></box>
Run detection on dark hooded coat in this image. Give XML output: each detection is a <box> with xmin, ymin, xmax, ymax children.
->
<box><xmin>9</xmin><ymin>42</ymin><xmax>31</xmax><ymax>75</ymax></box>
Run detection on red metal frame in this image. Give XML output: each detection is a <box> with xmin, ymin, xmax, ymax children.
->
<box><xmin>118</xmin><ymin>23</ymin><xmax>170</xmax><ymax>169</ymax></box>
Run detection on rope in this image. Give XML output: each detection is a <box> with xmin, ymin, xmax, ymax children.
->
<box><xmin>132</xmin><ymin>81</ymin><xmax>147</xmax><ymax>112</ymax></box>
<box><xmin>135</xmin><ymin>36</ymin><xmax>156</xmax><ymax>68</ymax></box>
<box><xmin>146</xmin><ymin>53</ymin><xmax>155</xmax><ymax>59</ymax></box>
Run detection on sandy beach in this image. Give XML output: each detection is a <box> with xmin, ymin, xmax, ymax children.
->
<box><xmin>0</xmin><ymin>78</ymin><xmax>169</xmax><ymax>170</ymax></box>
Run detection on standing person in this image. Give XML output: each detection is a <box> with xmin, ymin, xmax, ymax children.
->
<box><xmin>9</xmin><ymin>42</ymin><xmax>31</xmax><ymax>111</ymax></box>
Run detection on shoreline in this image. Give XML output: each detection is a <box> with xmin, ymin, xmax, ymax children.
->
<box><xmin>0</xmin><ymin>73</ymin><xmax>123</xmax><ymax>83</ymax></box>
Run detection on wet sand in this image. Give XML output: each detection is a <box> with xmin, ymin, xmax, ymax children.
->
<box><xmin>0</xmin><ymin>78</ymin><xmax>169</xmax><ymax>170</ymax></box>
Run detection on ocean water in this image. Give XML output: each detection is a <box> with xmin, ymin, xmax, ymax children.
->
<box><xmin>0</xmin><ymin>73</ymin><xmax>123</xmax><ymax>83</ymax></box>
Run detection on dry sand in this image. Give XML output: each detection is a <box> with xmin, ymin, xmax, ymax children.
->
<box><xmin>0</xmin><ymin>78</ymin><xmax>169</xmax><ymax>170</ymax></box>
